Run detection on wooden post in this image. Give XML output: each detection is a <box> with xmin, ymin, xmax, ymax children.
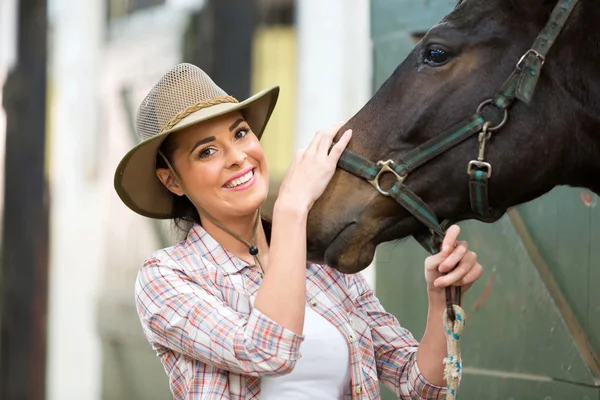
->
<box><xmin>0</xmin><ymin>0</ymin><xmax>49</xmax><ymax>398</ymax></box>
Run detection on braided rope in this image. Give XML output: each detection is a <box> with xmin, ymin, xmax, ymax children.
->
<box><xmin>159</xmin><ymin>95</ymin><xmax>239</xmax><ymax>133</ymax></box>
<box><xmin>443</xmin><ymin>305</ymin><xmax>466</xmax><ymax>400</ymax></box>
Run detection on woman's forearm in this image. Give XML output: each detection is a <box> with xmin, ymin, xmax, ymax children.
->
<box><xmin>253</xmin><ymin>199</ymin><xmax>309</xmax><ymax>335</ymax></box>
<box><xmin>415</xmin><ymin>292</ymin><xmax>449</xmax><ymax>387</ymax></box>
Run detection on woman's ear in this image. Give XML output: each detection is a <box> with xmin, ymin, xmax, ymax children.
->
<box><xmin>156</xmin><ymin>168</ymin><xmax>185</xmax><ymax>196</ymax></box>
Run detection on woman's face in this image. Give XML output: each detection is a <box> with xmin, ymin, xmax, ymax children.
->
<box><xmin>158</xmin><ymin>112</ymin><xmax>269</xmax><ymax>221</ymax></box>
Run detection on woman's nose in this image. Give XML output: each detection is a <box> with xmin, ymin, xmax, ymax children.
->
<box><xmin>226</xmin><ymin>146</ymin><xmax>247</xmax><ymax>167</ymax></box>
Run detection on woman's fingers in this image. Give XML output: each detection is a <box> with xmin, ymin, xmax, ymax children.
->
<box><xmin>434</xmin><ymin>250</ymin><xmax>479</xmax><ymax>288</ymax></box>
<box><xmin>306</xmin><ymin>129</ymin><xmax>323</xmax><ymax>154</ymax></box>
<box><xmin>279</xmin><ymin>122</ymin><xmax>354</xmax><ymax>209</ymax></box>
<box><xmin>438</xmin><ymin>241</ymin><xmax>469</xmax><ymax>273</ymax></box>
<box><xmin>328</xmin><ymin>129</ymin><xmax>353</xmax><ymax>161</ymax></box>
<box><xmin>424</xmin><ymin>251</ymin><xmax>446</xmax><ymax>273</ymax></box>
<box><xmin>441</xmin><ymin>225</ymin><xmax>461</xmax><ymax>254</ymax></box>
<box><xmin>316</xmin><ymin>122</ymin><xmax>345</xmax><ymax>154</ymax></box>
<box><xmin>455</xmin><ymin>259</ymin><xmax>482</xmax><ymax>287</ymax></box>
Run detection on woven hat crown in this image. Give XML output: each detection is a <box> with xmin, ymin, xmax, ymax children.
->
<box><xmin>136</xmin><ymin>63</ymin><xmax>239</xmax><ymax>141</ymax></box>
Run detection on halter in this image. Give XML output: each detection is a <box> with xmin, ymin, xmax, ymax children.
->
<box><xmin>335</xmin><ymin>0</ymin><xmax>579</xmax><ymax>321</ymax></box>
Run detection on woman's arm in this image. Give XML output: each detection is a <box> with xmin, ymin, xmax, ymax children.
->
<box><xmin>417</xmin><ymin>225</ymin><xmax>481</xmax><ymax>386</ymax></box>
<box><xmin>253</xmin><ymin>202</ymin><xmax>310</xmax><ymax>335</ymax></box>
<box><xmin>253</xmin><ymin>123</ymin><xmax>352</xmax><ymax>335</ymax></box>
<box><xmin>350</xmin><ymin>226</ymin><xmax>481</xmax><ymax>398</ymax></box>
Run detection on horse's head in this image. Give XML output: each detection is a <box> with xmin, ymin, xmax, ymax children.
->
<box><xmin>307</xmin><ymin>0</ymin><xmax>599</xmax><ymax>273</ymax></box>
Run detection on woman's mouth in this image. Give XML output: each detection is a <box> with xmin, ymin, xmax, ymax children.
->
<box><xmin>223</xmin><ymin>168</ymin><xmax>257</xmax><ymax>191</ymax></box>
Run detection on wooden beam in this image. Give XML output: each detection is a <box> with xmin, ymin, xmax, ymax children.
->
<box><xmin>0</xmin><ymin>0</ymin><xmax>49</xmax><ymax>398</ymax></box>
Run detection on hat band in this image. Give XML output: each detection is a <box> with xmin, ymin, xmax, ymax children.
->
<box><xmin>159</xmin><ymin>95</ymin><xmax>239</xmax><ymax>133</ymax></box>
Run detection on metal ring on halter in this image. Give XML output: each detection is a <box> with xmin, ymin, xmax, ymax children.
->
<box><xmin>368</xmin><ymin>160</ymin><xmax>407</xmax><ymax>196</ymax></box>
<box><xmin>476</xmin><ymin>99</ymin><xmax>509</xmax><ymax>131</ymax></box>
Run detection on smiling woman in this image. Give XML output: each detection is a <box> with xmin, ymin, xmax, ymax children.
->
<box><xmin>113</xmin><ymin>62</ymin><xmax>483</xmax><ymax>400</ymax></box>
<box><xmin>155</xmin><ymin>113</ymin><xmax>270</xmax><ymax>233</ymax></box>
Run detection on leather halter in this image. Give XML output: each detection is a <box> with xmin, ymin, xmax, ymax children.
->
<box><xmin>334</xmin><ymin>0</ymin><xmax>579</xmax><ymax>320</ymax></box>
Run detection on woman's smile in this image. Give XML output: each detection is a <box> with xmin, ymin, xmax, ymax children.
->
<box><xmin>223</xmin><ymin>167</ymin><xmax>258</xmax><ymax>191</ymax></box>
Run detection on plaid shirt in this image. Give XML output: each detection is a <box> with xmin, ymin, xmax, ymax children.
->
<box><xmin>134</xmin><ymin>223</ymin><xmax>447</xmax><ymax>399</ymax></box>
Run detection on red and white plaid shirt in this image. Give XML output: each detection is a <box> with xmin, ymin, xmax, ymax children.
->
<box><xmin>134</xmin><ymin>223</ymin><xmax>447</xmax><ymax>399</ymax></box>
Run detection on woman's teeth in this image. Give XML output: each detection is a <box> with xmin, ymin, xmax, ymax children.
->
<box><xmin>225</xmin><ymin>170</ymin><xmax>254</xmax><ymax>188</ymax></box>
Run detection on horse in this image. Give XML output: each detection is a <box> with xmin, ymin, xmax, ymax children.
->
<box><xmin>305</xmin><ymin>0</ymin><xmax>600</xmax><ymax>277</ymax></box>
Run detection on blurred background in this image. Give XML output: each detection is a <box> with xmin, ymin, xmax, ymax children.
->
<box><xmin>1</xmin><ymin>0</ymin><xmax>599</xmax><ymax>399</ymax></box>
<box><xmin>0</xmin><ymin>0</ymin><xmax>373</xmax><ymax>399</ymax></box>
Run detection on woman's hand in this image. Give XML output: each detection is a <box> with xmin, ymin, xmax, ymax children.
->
<box><xmin>424</xmin><ymin>225</ymin><xmax>482</xmax><ymax>301</ymax></box>
<box><xmin>278</xmin><ymin>122</ymin><xmax>352</xmax><ymax>212</ymax></box>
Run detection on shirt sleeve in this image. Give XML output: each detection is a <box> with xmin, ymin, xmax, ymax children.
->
<box><xmin>349</xmin><ymin>272</ymin><xmax>448</xmax><ymax>399</ymax></box>
<box><xmin>134</xmin><ymin>257</ymin><xmax>305</xmax><ymax>377</ymax></box>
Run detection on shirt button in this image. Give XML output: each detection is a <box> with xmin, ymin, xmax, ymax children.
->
<box><xmin>348</xmin><ymin>335</ymin><xmax>354</xmax><ymax>342</ymax></box>
<box><xmin>310</xmin><ymin>300</ymin><xmax>317</xmax><ymax>307</ymax></box>
<box><xmin>354</xmin><ymin>385</ymin><xmax>362</xmax><ymax>394</ymax></box>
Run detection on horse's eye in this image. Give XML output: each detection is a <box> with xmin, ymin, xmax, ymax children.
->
<box><xmin>423</xmin><ymin>48</ymin><xmax>450</xmax><ymax>66</ymax></box>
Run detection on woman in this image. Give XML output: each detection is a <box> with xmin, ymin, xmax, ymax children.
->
<box><xmin>114</xmin><ymin>63</ymin><xmax>482</xmax><ymax>399</ymax></box>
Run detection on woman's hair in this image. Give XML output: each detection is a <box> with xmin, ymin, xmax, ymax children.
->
<box><xmin>155</xmin><ymin>134</ymin><xmax>272</xmax><ymax>242</ymax></box>
<box><xmin>156</xmin><ymin>134</ymin><xmax>201</xmax><ymax>233</ymax></box>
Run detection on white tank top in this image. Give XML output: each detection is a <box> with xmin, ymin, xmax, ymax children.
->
<box><xmin>260</xmin><ymin>306</ymin><xmax>351</xmax><ymax>399</ymax></box>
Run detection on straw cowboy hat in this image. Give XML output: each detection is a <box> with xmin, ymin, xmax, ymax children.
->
<box><xmin>114</xmin><ymin>63</ymin><xmax>279</xmax><ymax>219</ymax></box>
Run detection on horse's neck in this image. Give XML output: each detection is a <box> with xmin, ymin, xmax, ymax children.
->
<box><xmin>550</xmin><ymin>1</ymin><xmax>600</xmax><ymax>194</ymax></box>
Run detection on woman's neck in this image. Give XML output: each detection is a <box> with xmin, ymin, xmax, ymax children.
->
<box><xmin>200</xmin><ymin>212</ymin><xmax>270</xmax><ymax>268</ymax></box>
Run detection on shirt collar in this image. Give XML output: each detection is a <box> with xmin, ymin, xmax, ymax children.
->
<box><xmin>185</xmin><ymin>223</ymin><xmax>251</xmax><ymax>275</ymax></box>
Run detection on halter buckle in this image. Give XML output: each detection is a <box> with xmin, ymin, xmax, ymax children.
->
<box><xmin>368</xmin><ymin>160</ymin><xmax>407</xmax><ymax>196</ymax></box>
<box><xmin>467</xmin><ymin>160</ymin><xmax>492</xmax><ymax>178</ymax></box>
<box><xmin>516</xmin><ymin>48</ymin><xmax>545</xmax><ymax>70</ymax></box>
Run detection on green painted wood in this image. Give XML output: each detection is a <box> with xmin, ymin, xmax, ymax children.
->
<box><xmin>370</xmin><ymin>1</ymin><xmax>600</xmax><ymax>398</ymax></box>
<box><xmin>518</xmin><ymin>187</ymin><xmax>597</xmax><ymax>356</ymax></box>
<box><xmin>457</xmin><ymin>375</ymin><xmax>599</xmax><ymax>400</ymax></box>
<box><xmin>371</xmin><ymin>0</ymin><xmax>455</xmax><ymax>39</ymax></box>
<box><xmin>373</xmin><ymin>33</ymin><xmax>418</xmax><ymax>91</ymax></box>
<box><xmin>371</xmin><ymin>0</ymin><xmax>455</xmax><ymax>90</ymax></box>
<box><xmin>590</xmin><ymin>192</ymin><xmax>600</xmax><ymax>366</ymax></box>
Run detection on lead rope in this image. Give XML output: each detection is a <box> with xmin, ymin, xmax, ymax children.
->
<box><xmin>429</xmin><ymin>234</ymin><xmax>466</xmax><ymax>400</ymax></box>
<box><xmin>443</xmin><ymin>305</ymin><xmax>466</xmax><ymax>400</ymax></box>
<box><xmin>158</xmin><ymin>150</ymin><xmax>265</xmax><ymax>275</ymax></box>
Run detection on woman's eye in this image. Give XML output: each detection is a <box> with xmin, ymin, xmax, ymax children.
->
<box><xmin>234</xmin><ymin>128</ymin><xmax>249</xmax><ymax>140</ymax></box>
<box><xmin>198</xmin><ymin>147</ymin><xmax>216</xmax><ymax>159</ymax></box>
<box><xmin>423</xmin><ymin>48</ymin><xmax>450</xmax><ymax>66</ymax></box>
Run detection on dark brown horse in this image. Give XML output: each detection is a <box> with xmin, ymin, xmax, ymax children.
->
<box><xmin>306</xmin><ymin>0</ymin><xmax>600</xmax><ymax>274</ymax></box>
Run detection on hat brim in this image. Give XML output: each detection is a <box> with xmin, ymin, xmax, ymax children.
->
<box><xmin>114</xmin><ymin>85</ymin><xmax>280</xmax><ymax>219</ymax></box>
